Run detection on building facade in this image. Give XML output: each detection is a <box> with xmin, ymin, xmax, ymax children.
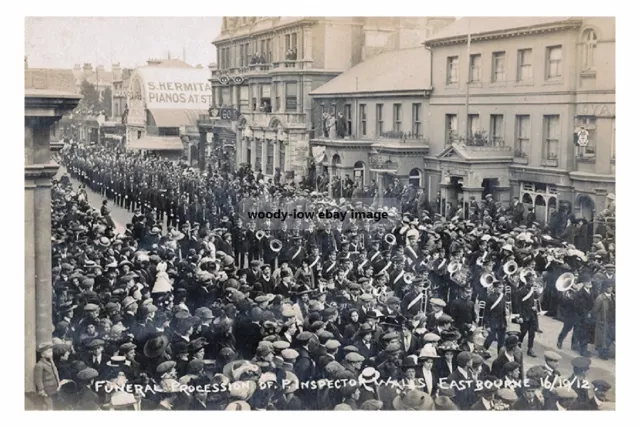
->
<box><xmin>423</xmin><ymin>17</ymin><xmax>615</xmax><ymax>223</ymax></box>
<box><xmin>209</xmin><ymin>17</ymin><xmax>454</xmax><ymax>182</ymax></box>
<box><xmin>124</xmin><ymin>59</ymin><xmax>212</xmax><ymax>160</ymax></box>
<box><xmin>309</xmin><ymin>47</ymin><xmax>433</xmax><ymax>197</ymax></box>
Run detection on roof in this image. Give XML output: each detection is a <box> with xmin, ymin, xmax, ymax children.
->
<box><xmin>72</xmin><ymin>69</ymin><xmax>114</xmax><ymax>86</ymax></box>
<box><xmin>148</xmin><ymin>109</ymin><xmax>207</xmax><ymax>128</ymax></box>
<box><xmin>309</xmin><ymin>48</ymin><xmax>430</xmax><ymax>96</ymax></box>
<box><xmin>436</xmin><ymin>143</ymin><xmax>513</xmax><ymax>162</ymax></box>
<box><xmin>25</xmin><ymin>68</ymin><xmax>77</xmax><ymax>94</ymax></box>
<box><xmin>423</xmin><ymin>17</ymin><xmax>579</xmax><ymax>45</ymax></box>
<box><xmin>127</xmin><ymin>136</ymin><xmax>184</xmax><ymax>151</ymax></box>
<box><xmin>144</xmin><ymin>59</ymin><xmax>193</xmax><ymax>69</ymax></box>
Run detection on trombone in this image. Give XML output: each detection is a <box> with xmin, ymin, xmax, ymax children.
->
<box><xmin>477</xmin><ymin>300</ymin><xmax>487</xmax><ymax>328</ymax></box>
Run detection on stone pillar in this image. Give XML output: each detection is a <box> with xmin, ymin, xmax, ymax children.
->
<box><xmin>198</xmin><ymin>128</ymin><xmax>207</xmax><ymax>172</ymax></box>
<box><xmin>250</xmin><ymin>137</ymin><xmax>257</xmax><ymax>169</ymax></box>
<box><xmin>261</xmin><ymin>138</ymin><xmax>268</xmax><ymax>174</ymax></box>
<box><xmin>297</xmin><ymin>78</ymin><xmax>304</xmax><ymax>114</ymax></box>
<box><xmin>24</xmin><ymin>90</ymin><xmax>80</xmax><ymax>401</ymax></box>
<box><xmin>274</xmin><ymin>137</ymin><xmax>280</xmax><ymax>177</ymax></box>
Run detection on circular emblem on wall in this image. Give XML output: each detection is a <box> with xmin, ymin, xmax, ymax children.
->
<box><xmin>576</xmin><ymin>128</ymin><xmax>589</xmax><ymax>147</ymax></box>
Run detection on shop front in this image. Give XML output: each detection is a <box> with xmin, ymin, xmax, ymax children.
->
<box><xmin>435</xmin><ymin>143</ymin><xmax>513</xmax><ymax>218</ymax></box>
<box><xmin>124</xmin><ymin>66</ymin><xmax>211</xmax><ymax>158</ymax></box>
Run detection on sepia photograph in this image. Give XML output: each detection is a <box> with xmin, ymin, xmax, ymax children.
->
<box><xmin>22</xmin><ymin>12</ymin><xmax>618</xmax><ymax>413</ymax></box>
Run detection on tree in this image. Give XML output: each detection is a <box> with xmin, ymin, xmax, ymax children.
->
<box><xmin>75</xmin><ymin>79</ymin><xmax>112</xmax><ymax>117</ymax></box>
<box><xmin>101</xmin><ymin>86</ymin><xmax>112</xmax><ymax>117</ymax></box>
<box><xmin>78</xmin><ymin>79</ymin><xmax>100</xmax><ymax>113</ymax></box>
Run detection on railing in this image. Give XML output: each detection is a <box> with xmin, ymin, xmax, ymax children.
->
<box><xmin>248</xmin><ymin>63</ymin><xmax>272</xmax><ymax>72</ymax></box>
<box><xmin>271</xmin><ymin>60</ymin><xmax>313</xmax><ymax>70</ymax></box>
<box><xmin>377</xmin><ymin>131</ymin><xmax>426</xmax><ymax>141</ymax></box>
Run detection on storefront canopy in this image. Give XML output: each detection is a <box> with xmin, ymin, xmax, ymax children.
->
<box><xmin>128</xmin><ymin>136</ymin><xmax>184</xmax><ymax>151</ymax></box>
<box><xmin>148</xmin><ymin>109</ymin><xmax>205</xmax><ymax>128</ymax></box>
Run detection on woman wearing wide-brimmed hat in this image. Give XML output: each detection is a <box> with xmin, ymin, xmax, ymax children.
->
<box><xmin>436</xmin><ymin>340</ymin><xmax>459</xmax><ymax>379</ymax></box>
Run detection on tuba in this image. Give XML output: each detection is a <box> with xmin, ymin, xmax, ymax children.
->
<box><xmin>480</xmin><ymin>272</ymin><xmax>496</xmax><ymax>288</ymax></box>
<box><xmin>270</xmin><ymin>239</ymin><xmax>283</xmax><ymax>253</ymax></box>
<box><xmin>447</xmin><ymin>261</ymin><xmax>461</xmax><ymax>275</ymax></box>
<box><xmin>503</xmin><ymin>260</ymin><xmax>518</xmax><ymax>277</ymax></box>
<box><xmin>555</xmin><ymin>272</ymin><xmax>576</xmax><ymax>293</ymax></box>
<box><xmin>384</xmin><ymin>233</ymin><xmax>396</xmax><ymax>246</ymax></box>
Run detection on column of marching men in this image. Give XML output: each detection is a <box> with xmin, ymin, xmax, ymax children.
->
<box><xmin>32</xmin><ymin>142</ymin><xmax>615</xmax><ymax>410</ymax></box>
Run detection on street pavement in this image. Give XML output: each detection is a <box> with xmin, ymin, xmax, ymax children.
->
<box><xmin>55</xmin><ymin>165</ymin><xmax>616</xmax><ymax>401</ymax></box>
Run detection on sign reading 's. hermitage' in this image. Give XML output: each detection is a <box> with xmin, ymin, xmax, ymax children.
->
<box><xmin>147</xmin><ymin>81</ymin><xmax>213</xmax><ymax>106</ymax></box>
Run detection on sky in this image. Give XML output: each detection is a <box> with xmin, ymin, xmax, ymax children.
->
<box><xmin>25</xmin><ymin>17</ymin><xmax>222</xmax><ymax>70</ymax></box>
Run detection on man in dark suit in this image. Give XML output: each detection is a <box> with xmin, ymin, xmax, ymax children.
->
<box><xmin>84</xmin><ymin>339</ymin><xmax>108</xmax><ymax>378</ymax></box>
<box><xmin>490</xmin><ymin>335</ymin><xmax>524</xmax><ymax>380</ymax></box>
<box><xmin>353</xmin><ymin>324</ymin><xmax>376</xmax><ymax>365</ymax></box>
<box><xmin>517</xmin><ymin>274</ymin><xmax>541</xmax><ymax>357</ymax></box>
<box><xmin>483</xmin><ymin>283</ymin><xmax>507</xmax><ymax>351</ymax></box>
<box><xmin>236</xmin><ymin>308</ymin><xmax>264</xmax><ymax>359</ymax></box>
<box><xmin>447</xmin><ymin>286</ymin><xmax>476</xmax><ymax>331</ymax></box>
<box><xmin>447</xmin><ymin>351</ymin><xmax>476</xmax><ymax>410</ymax></box>
<box><xmin>512</xmin><ymin>380</ymin><xmax>545</xmax><ymax>410</ymax></box>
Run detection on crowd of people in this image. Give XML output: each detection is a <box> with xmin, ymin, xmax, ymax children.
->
<box><xmin>32</xmin><ymin>142</ymin><xmax>615</xmax><ymax>411</ymax></box>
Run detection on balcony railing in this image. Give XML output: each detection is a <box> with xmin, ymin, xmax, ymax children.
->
<box><xmin>271</xmin><ymin>60</ymin><xmax>313</xmax><ymax>70</ymax></box>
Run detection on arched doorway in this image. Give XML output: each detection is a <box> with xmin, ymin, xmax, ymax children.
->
<box><xmin>354</xmin><ymin>161</ymin><xmax>365</xmax><ymax>190</ymax></box>
<box><xmin>576</xmin><ymin>194</ymin><xmax>595</xmax><ymax>222</ymax></box>
<box><xmin>331</xmin><ymin>154</ymin><xmax>341</xmax><ymax>177</ymax></box>
<box><xmin>409</xmin><ymin>168</ymin><xmax>422</xmax><ymax>187</ymax></box>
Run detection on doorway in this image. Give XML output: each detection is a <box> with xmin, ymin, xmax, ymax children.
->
<box><xmin>482</xmin><ymin>178</ymin><xmax>499</xmax><ymax>199</ymax></box>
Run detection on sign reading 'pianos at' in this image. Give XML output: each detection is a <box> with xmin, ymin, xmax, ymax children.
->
<box><xmin>147</xmin><ymin>81</ymin><xmax>213</xmax><ymax>106</ymax></box>
<box><xmin>130</xmin><ymin>66</ymin><xmax>213</xmax><ymax>110</ymax></box>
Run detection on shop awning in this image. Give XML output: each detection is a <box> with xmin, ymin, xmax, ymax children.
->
<box><xmin>127</xmin><ymin>136</ymin><xmax>184</xmax><ymax>151</ymax></box>
<box><xmin>148</xmin><ymin>109</ymin><xmax>208</xmax><ymax>128</ymax></box>
<box><xmin>213</xmin><ymin>126</ymin><xmax>237</xmax><ymax>139</ymax></box>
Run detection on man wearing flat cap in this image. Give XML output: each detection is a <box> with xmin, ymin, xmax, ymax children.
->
<box><xmin>581</xmin><ymin>379</ymin><xmax>612</xmax><ymax>410</ymax></box>
<box><xmin>74</xmin><ymin>368</ymin><xmax>101</xmax><ymax>410</ymax></box>
<box><xmin>34</xmin><ymin>343</ymin><xmax>59</xmax><ymax>410</ymax></box>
